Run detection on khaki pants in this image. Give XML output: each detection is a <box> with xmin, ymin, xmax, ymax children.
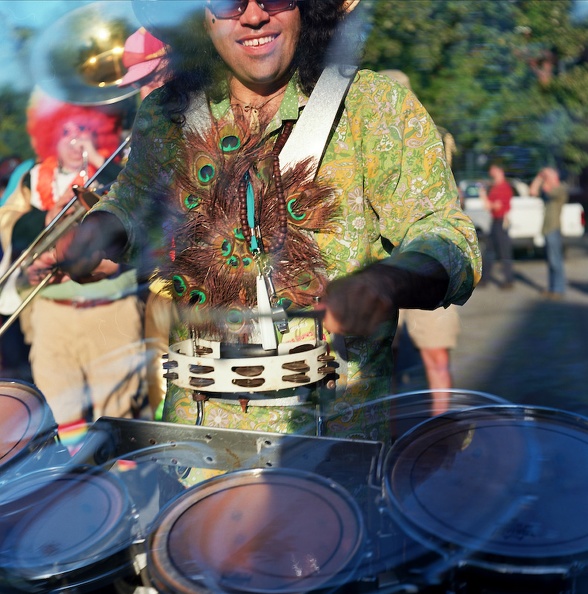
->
<box><xmin>29</xmin><ymin>297</ymin><xmax>146</xmax><ymax>425</ymax></box>
<box><xmin>394</xmin><ymin>305</ymin><xmax>460</xmax><ymax>349</ymax></box>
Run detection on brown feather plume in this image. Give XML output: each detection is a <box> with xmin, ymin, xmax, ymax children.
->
<box><xmin>158</xmin><ymin>114</ymin><xmax>340</xmax><ymax>342</ymax></box>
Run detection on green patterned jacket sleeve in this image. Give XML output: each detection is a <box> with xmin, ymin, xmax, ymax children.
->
<box><xmin>341</xmin><ymin>70</ymin><xmax>481</xmax><ymax>305</ymax></box>
<box><xmin>90</xmin><ymin>87</ymin><xmax>182</xmax><ymax>271</ymax></box>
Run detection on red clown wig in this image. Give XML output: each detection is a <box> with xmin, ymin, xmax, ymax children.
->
<box><xmin>26</xmin><ymin>88</ymin><xmax>123</xmax><ymax>161</ymax></box>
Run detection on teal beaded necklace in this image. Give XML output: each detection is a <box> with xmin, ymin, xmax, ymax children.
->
<box><xmin>237</xmin><ymin>120</ymin><xmax>294</xmax><ymax>254</ymax></box>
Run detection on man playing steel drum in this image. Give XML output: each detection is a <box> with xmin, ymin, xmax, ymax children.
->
<box><xmin>52</xmin><ymin>0</ymin><xmax>481</xmax><ymax>442</ymax></box>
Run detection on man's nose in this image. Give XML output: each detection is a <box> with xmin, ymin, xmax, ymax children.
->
<box><xmin>238</xmin><ymin>0</ymin><xmax>270</xmax><ymax>26</ymax></box>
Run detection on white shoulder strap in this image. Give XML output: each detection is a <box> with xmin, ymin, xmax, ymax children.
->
<box><xmin>279</xmin><ymin>64</ymin><xmax>357</xmax><ymax>179</ymax></box>
<box><xmin>184</xmin><ymin>65</ymin><xmax>357</xmax><ymax>181</ymax></box>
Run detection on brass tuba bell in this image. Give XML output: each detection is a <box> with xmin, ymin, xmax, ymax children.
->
<box><xmin>30</xmin><ymin>1</ymin><xmax>142</xmax><ymax>106</ymax></box>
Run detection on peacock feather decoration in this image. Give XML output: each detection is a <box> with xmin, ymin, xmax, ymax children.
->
<box><xmin>158</xmin><ymin>110</ymin><xmax>340</xmax><ymax>343</ymax></box>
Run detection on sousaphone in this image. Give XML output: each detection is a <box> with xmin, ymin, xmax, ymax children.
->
<box><xmin>0</xmin><ymin>3</ymin><xmax>142</xmax><ymax>338</ymax></box>
<box><xmin>30</xmin><ymin>1</ymin><xmax>142</xmax><ymax>105</ymax></box>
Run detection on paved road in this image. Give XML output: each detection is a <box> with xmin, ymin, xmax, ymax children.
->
<box><xmin>395</xmin><ymin>238</ymin><xmax>588</xmax><ymax>417</ymax></box>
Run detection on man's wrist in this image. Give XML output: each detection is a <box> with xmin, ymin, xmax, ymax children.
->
<box><xmin>368</xmin><ymin>253</ymin><xmax>449</xmax><ymax>310</ymax></box>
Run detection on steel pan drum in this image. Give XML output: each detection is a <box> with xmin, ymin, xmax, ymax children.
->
<box><xmin>385</xmin><ymin>389</ymin><xmax>509</xmax><ymax>443</ymax></box>
<box><xmin>0</xmin><ymin>380</ymin><xmax>67</xmax><ymax>482</ymax></box>
<box><xmin>326</xmin><ymin>389</ymin><xmax>508</xmax><ymax>445</ymax></box>
<box><xmin>147</xmin><ymin>467</ymin><xmax>365</xmax><ymax>594</ymax></box>
<box><xmin>0</xmin><ymin>466</ymin><xmax>139</xmax><ymax>593</ymax></box>
<box><xmin>382</xmin><ymin>405</ymin><xmax>588</xmax><ymax>592</ymax></box>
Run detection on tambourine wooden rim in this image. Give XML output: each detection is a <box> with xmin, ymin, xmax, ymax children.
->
<box><xmin>148</xmin><ymin>467</ymin><xmax>365</xmax><ymax>594</ymax></box>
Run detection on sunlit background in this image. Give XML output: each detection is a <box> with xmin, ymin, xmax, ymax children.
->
<box><xmin>0</xmin><ymin>4</ymin><xmax>587</xmax><ymax>593</ymax></box>
<box><xmin>2</xmin><ymin>0</ymin><xmax>588</xmax><ymax>181</ymax></box>
<box><xmin>0</xmin><ymin>1</ymin><xmax>587</xmax><ymax>402</ymax></box>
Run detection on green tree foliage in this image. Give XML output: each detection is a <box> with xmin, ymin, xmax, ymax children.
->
<box><xmin>362</xmin><ymin>0</ymin><xmax>588</xmax><ymax>179</ymax></box>
<box><xmin>0</xmin><ymin>86</ymin><xmax>34</xmax><ymax>161</ymax></box>
<box><xmin>2</xmin><ymin>0</ymin><xmax>588</xmax><ymax>183</ymax></box>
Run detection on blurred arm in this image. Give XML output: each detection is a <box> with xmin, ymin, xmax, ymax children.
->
<box><xmin>55</xmin><ymin>211</ymin><xmax>128</xmax><ymax>282</ymax></box>
<box><xmin>322</xmin><ymin>253</ymin><xmax>448</xmax><ymax>336</ymax></box>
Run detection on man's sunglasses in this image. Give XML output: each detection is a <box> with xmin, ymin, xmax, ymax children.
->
<box><xmin>207</xmin><ymin>0</ymin><xmax>299</xmax><ymax>19</ymax></box>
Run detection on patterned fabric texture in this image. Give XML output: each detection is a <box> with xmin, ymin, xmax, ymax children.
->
<box><xmin>92</xmin><ymin>69</ymin><xmax>481</xmax><ymax>442</ymax></box>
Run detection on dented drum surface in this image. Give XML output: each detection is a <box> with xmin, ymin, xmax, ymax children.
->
<box><xmin>0</xmin><ymin>466</ymin><xmax>139</xmax><ymax>593</ymax></box>
<box><xmin>0</xmin><ymin>380</ymin><xmax>67</xmax><ymax>482</ymax></box>
<box><xmin>147</xmin><ymin>467</ymin><xmax>365</xmax><ymax>594</ymax></box>
<box><xmin>382</xmin><ymin>405</ymin><xmax>588</xmax><ymax>592</ymax></box>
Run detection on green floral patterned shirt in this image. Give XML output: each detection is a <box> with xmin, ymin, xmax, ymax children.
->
<box><xmin>91</xmin><ymin>69</ymin><xmax>481</xmax><ymax>440</ymax></box>
<box><xmin>97</xmin><ymin>69</ymin><xmax>480</xmax><ymax>302</ymax></box>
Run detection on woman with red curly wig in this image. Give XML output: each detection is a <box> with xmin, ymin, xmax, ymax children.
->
<box><xmin>0</xmin><ymin>88</ymin><xmax>147</xmax><ymax>428</ymax></box>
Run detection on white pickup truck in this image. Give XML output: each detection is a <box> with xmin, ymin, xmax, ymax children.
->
<box><xmin>459</xmin><ymin>179</ymin><xmax>585</xmax><ymax>250</ymax></box>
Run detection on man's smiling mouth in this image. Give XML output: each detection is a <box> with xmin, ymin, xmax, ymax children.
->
<box><xmin>241</xmin><ymin>35</ymin><xmax>277</xmax><ymax>48</ymax></box>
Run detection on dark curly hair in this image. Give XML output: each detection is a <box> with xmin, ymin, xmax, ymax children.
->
<box><xmin>156</xmin><ymin>0</ymin><xmax>357</xmax><ymax>124</ymax></box>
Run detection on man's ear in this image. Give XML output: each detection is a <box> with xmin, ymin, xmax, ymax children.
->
<box><xmin>203</xmin><ymin>9</ymin><xmax>212</xmax><ymax>33</ymax></box>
